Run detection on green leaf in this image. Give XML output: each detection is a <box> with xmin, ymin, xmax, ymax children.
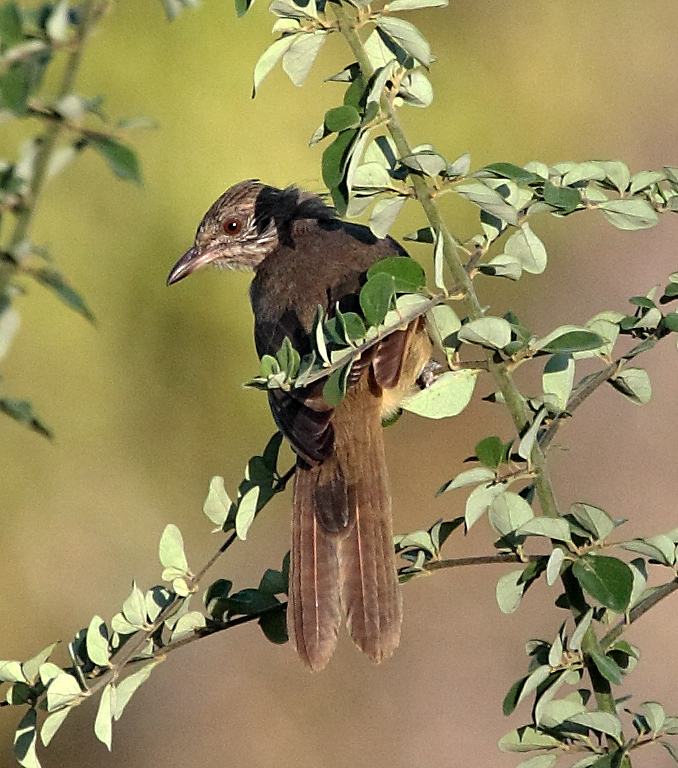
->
<box><xmin>458</xmin><ymin>317</ymin><xmax>512</xmax><ymax>350</ymax></box>
<box><xmin>428</xmin><ymin>303</ymin><xmax>461</xmax><ymax>349</ymax></box>
<box><xmin>322</xmin><ymin>128</ymin><xmax>358</xmax><ymax>189</ymax></box>
<box><xmin>351</xmin><ymin>162</ymin><xmax>392</xmax><ymax>190</ymax></box>
<box><xmin>0</xmin><ymin>62</ymin><xmax>30</xmax><ymax>114</ymax></box>
<box><xmin>481</xmin><ymin>162</ymin><xmax>538</xmax><ymax>185</ymax></box>
<box><xmin>660</xmin><ymin>741</ymin><xmax>678</xmax><ymax>764</ymax></box>
<box><xmin>436</xmin><ymin>467</ymin><xmax>495</xmax><ymax>495</ymax></box>
<box><xmin>360</xmin><ymin>271</ymin><xmax>395</xmax><ymax>326</ymax></box>
<box><xmin>478</xmin><ymin>254</ymin><xmax>522</xmax><ymax>281</ymax></box>
<box><xmin>276</xmin><ymin>336</ymin><xmax>300</xmax><ymax>378</ymax></box>
<box><xmin>227</xmin><ymin>588</ymin><xmax>280</xmax><ymax>616</ymax></box>
<box><xmin>114</xmin><ymin>661</ymin><xmax>160</xmax><ymax>721</ymax></box>
<box><xmin>31</xmin><ymin>267</ymin><xmax>95</xmax><ymax>323</ymax></box>
<box><xmin>489</xmin><ymin>491</ymin><xmax>534</xmax><ymax>536</ymax></box>
<box><xmin>533</xmin><ymin>327</ymin><xmax>605</xmax><ymax>354</ymax></box>
<box><xmin>259</xmin><ymin>609</ymin><xmax>288</xmax><ymax>644</ymax></box>
<box><xmin>572</xmin><ymin>555</ymin><xmax>633</xmax><ymax>612</ymax></box>
<box><xmin>282</xmin><ymin>30</ymin><xmax>328</xmax><ymax>87</ymax></box>
<box><xmin>94</xmin><ymin>684</ymin><xmax>114</xmax><ymax>750</ymax></box>
<box><xmin>543</xmin><ymin>181</ymin><xmax>581</xmax><ymax>212</ymax></box>
<box><xmin>569</xmin><ymin>502</ymin><xmax>616</xmax><ymax>541</ymax></box>
<box><xmin>0</xmin><ymin>3</ymin><xmax>23</xmax><ymax>50</ymax></box>
<box><xmin>235</xmin><ymin>484</ymin><xmax>259</xmax><ymax>540</ymax></box>
<box><xmin>46</xmin><ymin>672</ymin><xmax>81</xmax><ymax>711</ymax></box>
<box><xmin>620</xmin><ymin>535</ymin><xmax>675</xmax><ymax>566</ymax></box>
<box><xmin>252</xmin><ymin>34</ymin><xmax>298</xmax><ymax>93</ymax></box>
<box><xmin>545</xmin><ymin>547</ymin><xmax>565</xmax><ymax>586</ymax></box>
<box><xmin>322</xmin><ymin>360</ymin><xmax>352</xmax><ymax>407</ymax></box>
<box><xmin>14</xmin><ymin>708</ymin><xmax>39</xmax><ymax>768</ymax></box>
<box><xmin>517</xmin><ymin>517</ymin><xmax>571</xmax><ymax>543</ymax></box>
<box><xmin>376</xmin><ymin>17</ymin><xmax>433</xmax><ymax>67</ymax></box>
<box><xmin>503</xmin><ymin>222</ymin><xmax>547</xmax><ymax>275</ymax></box>
<box><xmin>609</xmin><ymin>368</ymin><xmax>651</xmax><ymax>405</ymax></box>
<box><xmin>159</xmin><ymin>523</ymin><xmax>189</xmax><ymax>574</ymax></box>
<box><xmin>40</xmin><ymin>709</ymin><xmax>70</xmax><ymax>748</ymax></box>
<box><xmin>475</xmin><ymin>436</ymin><xmax>505</xmax><ymax>470</ymax></box>
<box><xmin>630</xmin><ymin>169</ymin><xmax>666</xmax><ymax>194</ymax></box>
<box><xmin>145</xmin><ymin>586</ymin><xmax>173</xmax><ymax>622</ymax></box>
<box><xmin>203</xmin><ymin>475</ymin><xmax>233</xmax><ymax>528</ymax></box>
<box><xmin>566</xmin><ymin>711</ymin><xmax>623</xmax><ymax>744</ymax></box>
<box><xmin>598</xmin><ymin>160</ymin><xmax>631</xmax><ymax>192</ymax></box>
<box><xmin>170</xmin><ymin>610</ymin><xmax>206</xmax><ymax>641</ymax></box>
<box><xmin>86</xmin><ymin>615</ymin><xmax>110</xmax><ymax>667</ymax></box>
<box><xmin>401</xmin><ymin>151</ymin><xmax>446</xmax><ymax>176</ymax></box>
<box><xmin>89</xmin><ymin>137</ymin><xmax>141</xmax><ymax>184</ymax></box>
<box><xmin>0</xmin><ymin>659</ymin><xmax>25</xmax><ymax>683</ymax></box>
<box><xmin>22</xmin><ymin>643</ymin><xmax>58</xmax><ymax>684</ymax></box>
<box><xmin>518</xmin><ymin>408</ymin><xmax>547</xmax><ymax>462</ymax></box>
<box><xmin>663</xmin><ymin>312</ymin><xmax>678</xmax><ymax>332</ymax></box>
<box><xmin>455</xmin><ymin>182</ymin><xmax>519</xmax><ymax>225</ymax></box>
<box><xmin>496</xmin><ymin>569</ymin><xmax>526</xmax><ymax>614</ymax></box>
<box><xmin>588</xmin><ymin>648</ymin><xmax>624</xmax><ymax>685</ymax></box>
<box><xmin>396</xmin><ymin>69</ymin><xmax>433</xmax><ymax>108</ymax></box>
<box><xmin>465</xmin><ymin>481</ymin><xmax>508</xmax><ymax>529</ymax></box>
<box><xmin>560</xmin><ymin>162</ymin><xmax>606</xmax><ymax>186</ymax></box>
<box><xmin>368</xmin><ymin>195</ymin><xmax>407</xmax><ymax>239</ymax></box>
<box><xmin>402</xmin><ymin>369</ymin><xmax>479</xmax><ymax>420</ymax></box>
<box><xmin>598</xmin><ymin>198</ymin><xmax>658</xmax><ymax>230</ymax></box>
<box><xmin>638</xmin><ymin>701</ymin><xmax>665</xmax><ymax>733</ymax></box>
<box><xmin>569</xmin><ymin>608</ymin><xmax>594</xmax><ymax>652</ymax></box>
<box><xmin>498</xmin><ymin>726</ymin><xmax>561</xmax><ymax>753</ymax></box>
<box><xmin>336</xmin><ymin>311</ymin><xmax>366</xmax><ymax>343</ymax></box>
<box><xmin>121</xmin><ymin>581</ymin><xmax>146</xmax><ymax>629</ymax></box>
<box><xmin>0</xmin><ymin>398</ymin><xmax>51</xmax><ymax>438</ymax></box>
<box><xmin>367</xmin><ymin>256</ymin><xmax>425</xmax><ymax>293</ymax></box>
<box><xmin>542</xmin><ymin>353</ymin><xmax>574</xmax><ymax>410</ymax></box>
<box><xmin>324</xmin><ymin>105</ymin><xmax>361</xmax><ymax>133</ymax></box>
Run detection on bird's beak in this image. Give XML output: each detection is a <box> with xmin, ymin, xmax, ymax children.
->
<box><xmin>166</xmin><ymin>245</ymin><xmax>222</xmax><ymax>286</ymax></box>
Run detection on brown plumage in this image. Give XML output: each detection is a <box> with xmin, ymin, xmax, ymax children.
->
<box><xmin>167</xmin><ymin>180</ymin><xmax>432</xmax><ymax>670</ymax></box>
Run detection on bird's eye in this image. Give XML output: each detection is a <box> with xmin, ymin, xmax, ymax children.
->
<box><xmin>223</xmin><ymin>217</ymin><xmax>243</xmax><ymax>235</ymax></box>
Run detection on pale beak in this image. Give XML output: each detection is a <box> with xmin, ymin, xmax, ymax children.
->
<box><xmin>166</xmin><ymin>245</ymin><xmax>223</xmax><ymax>286</ymax></box>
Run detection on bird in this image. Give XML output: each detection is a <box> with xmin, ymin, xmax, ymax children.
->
<box><xmin>167</xmin><ymin>180</ymin><xmax>432</xmax><ymax>670</ymax></box>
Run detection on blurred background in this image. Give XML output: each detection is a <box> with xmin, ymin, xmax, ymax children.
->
<box><xmin>2</xmin><ymin>1</ymin><xmax>678</xmax><ymax>766</ymax></box>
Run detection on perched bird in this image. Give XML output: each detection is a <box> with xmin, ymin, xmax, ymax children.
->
<box><xmin>167</xmin><ymin>180</ymin><xmax>432</xmax><ymax>670</ymax></box>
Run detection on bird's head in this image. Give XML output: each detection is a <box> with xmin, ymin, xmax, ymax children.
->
<box><xmin>166</xmin><ymin>179</ymin><xmax>334</xmax><ymax>285</ymax></box>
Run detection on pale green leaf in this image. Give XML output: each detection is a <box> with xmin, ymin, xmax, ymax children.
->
<box><xmin>599</xmin><ymin>198</ymin><xmax>658</xmax><ymax>230</ymax></box>
<box><xmin>236</xmin><ymin>485</ymin><xmax>259</xmax><ymax>540</ymax></box>
<box><xmin>252</xmin><ymin>34</ymin><xmax>297</xmax><ymax>94</ymax></box>
<box><xmin>94</xmin><ymin>684</ymin><xmax>114</xmax><ymax>750</ymax></box>
<box><xmin>86</xmin><ymin>615</ymin><xmax>110</xmax><ymax>667</ymax></box>
<box><xmin>503</xmin><ymin>222</ymin><xmax>547</xmax><ymax>275</ymax></box>
<box><xmin>46</xmin><ymin>673</ymin><xmax>81</xmax><ymax>711</ymax></box>
<box><xmin>402</xmin><ymin>369</ymin><xmax>479</xmax><ymax>420</ymax></box>
<box><xmin>376</xmin><ymin>16</ymin><xmax>433</xmax><ymax>67</ymax></box>
<box><xmin>159</xmin><ymin>524</ymin><xmax>189</xmax><ymax>573</ymax></box>
<box><xmin>369</xmin><ymin>195</ymin><xmax>407</xmax><ymax>239</ymax></box>
<box><xmin>458</xmin><ymin>317</ymin><xmax>512</xmax><ymax>350</ymax></box>
<box><xmin>14</xmin><ymin>708</ymin><xmax>39</xmax><ymax>768</ymax></box>
<box><xmin>436</xmin><ymin>467</ymin><xmax>495</xmax><ymax>495</ymax></box>
<box><xmin>496</xmin><ymin>569</ymin><xmax>526</xmax><ymax>614</ymax></box>
<box><xmin>203</xmin><ymin>475</ymin><xmax>233</xmax><ymax>528</ymax></box>
<box><xmin>114</xmin><ymin>661</ymin><xmax>161</xmax><ymax>721</ymax></box>
<box><xmin>40</xmin><ymin>709</ymin><xmax>70</xmax><ymax>747</ymax></box>
<box><xmin>542</xmin><ymin>353</ymin><xmax>574</xmax><ymax>410</ymax></box>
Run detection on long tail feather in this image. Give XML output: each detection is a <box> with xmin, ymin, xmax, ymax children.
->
<box><xmin>336</xmin><ymin>382</ymin><xmax>402</xmax><ymax>662</ymax></box>
<box><xmin>289</xmin><ymin>461</ymin><xmax>342</xmax><ymax>671</ymax></box>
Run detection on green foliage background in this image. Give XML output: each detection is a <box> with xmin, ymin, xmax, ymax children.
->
<box><xmin>2</xmin><ymin>2</ymin><xmax>678</xmax><ymax>766</ymax></box>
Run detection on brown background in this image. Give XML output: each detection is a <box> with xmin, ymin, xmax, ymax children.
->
<box><xmin>2</xmin><ymin>2</ymin><xmax>678</xmax><ymax>767</ymax></box>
